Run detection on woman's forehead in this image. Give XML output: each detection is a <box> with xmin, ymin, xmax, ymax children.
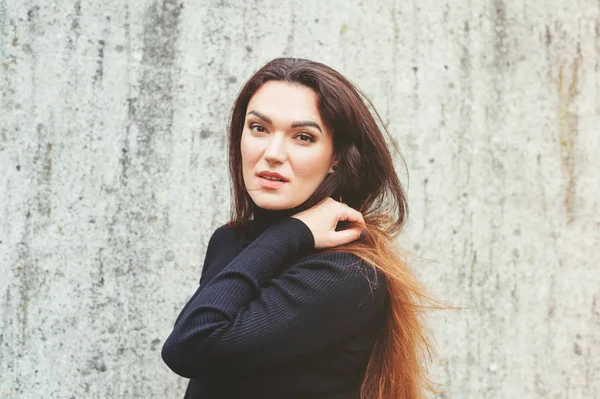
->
<box><xmin>246</xmin><ymin>81</ymin><xmax>324</xmax><ymax>124</ymax></box>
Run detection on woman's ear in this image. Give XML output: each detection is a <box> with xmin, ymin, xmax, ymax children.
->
<box><xmin>328</xmin><ymin>154</ymin><xmax>339</xmax><ymax>174</ymax></box>
<box><xmin>328</xmin><ymin>162</ymin><xmax>339</xmax><ymax>174</ymax></box>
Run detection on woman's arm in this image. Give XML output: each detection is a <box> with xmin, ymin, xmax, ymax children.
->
<box><xmin>171</xmin><ymin>225</ymin><xmax>232</xmax><ymax>327</ymax></box>
<box><xmin>161</xmin><ymin>217</ymin><xmax>386</xmax><ymax>379</ymax></box>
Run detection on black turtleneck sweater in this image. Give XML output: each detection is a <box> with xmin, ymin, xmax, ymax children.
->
<box><xmin>161</xmin><ymin>208</ymin><xmax>388</xmax><ymax>399</ymax></box>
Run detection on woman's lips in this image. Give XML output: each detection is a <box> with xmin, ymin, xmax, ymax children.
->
<box><xmin>258</xmin><ymin>176</ymin><xmax>286</xmax><ymax>189</ymax></box>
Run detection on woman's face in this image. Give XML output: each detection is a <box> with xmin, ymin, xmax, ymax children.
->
<box><xmin>241</xmin><ymin>80</ymin><xmax>336</xmax><ymax>211</ymax></box>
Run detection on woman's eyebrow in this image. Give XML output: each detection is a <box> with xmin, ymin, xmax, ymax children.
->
<box><xmin>247</xmin><ymin>110</ymin><xmax>322</xmax><ymax>134</ymax></box>
<box><xmin>291</xmin><ymin>120</ymin><xmax>322</xmax><ymax>133</ymax></box>
<box><xmin>247</xmin><ymin>110</ymin><xmax>272</xmax><ymax>124</ymax></box>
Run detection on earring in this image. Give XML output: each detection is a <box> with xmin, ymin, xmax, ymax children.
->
<box><xmin>332</xmin><ymin>165</ymin><xmax>338</xmax><ymax>171</ymax></box>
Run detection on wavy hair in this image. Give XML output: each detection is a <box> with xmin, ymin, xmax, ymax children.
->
<box><xmin>227</xmin><ymin>58</ymin><xmax>436</xmax><ymax>399</ymax></box>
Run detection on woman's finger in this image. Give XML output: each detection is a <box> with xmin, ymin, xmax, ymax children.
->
<box><xmin>330</xmin><ymin>227</ymin><xmax>362</xmax><ymax>247</ymax></box>
<box><xmin>341</xmin><ymin>207</ymin><xmax>365</xmax><ymax>226</ymax></box>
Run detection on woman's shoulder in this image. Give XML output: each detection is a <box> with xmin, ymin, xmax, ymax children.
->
<box><xmin>303</xmin><ymin>250</ymin><xmax>379</xmax><ymax>272</ymax></box>
<box><xmin>210</xmin><ymin>222</ymin><xmax>236</xmax><ymax>238</ymax></box>
<box><xmin>296</xmin><ymin>250</ymin><xmax>388</xmax><ymax>303</ymax></box>
<box><xmin>208</xmin><ymin>222</ymin><xmax>252</xmax><ymax>244</ymax></box>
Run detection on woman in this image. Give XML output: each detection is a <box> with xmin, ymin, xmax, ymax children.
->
<box><xmin>162</xmin><ymin>58</ymin><xmax>433</xmax><ymax>399</ymax></box>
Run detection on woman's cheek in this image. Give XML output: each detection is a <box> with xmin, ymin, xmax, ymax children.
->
<box><xmin>241</xmin><ymin>132</ymin><xmax>260</xmax><ymax>164</ymax></box>
<box><xmin>292</xmin><ymin>151</ymin><xmax>330</xmax><ymax>182</ymax></box>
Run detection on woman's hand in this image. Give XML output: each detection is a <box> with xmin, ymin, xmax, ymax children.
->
<box><xmin>292</xmin><ymin>198</ymin><xmax>365</xmax><ymax>249</ymax></box>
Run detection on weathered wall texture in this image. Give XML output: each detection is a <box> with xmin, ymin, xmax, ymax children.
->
<box><xmin>1</xmin><ymin>0</ymin><xmax>599</xmax><ymax>397</ymax></box>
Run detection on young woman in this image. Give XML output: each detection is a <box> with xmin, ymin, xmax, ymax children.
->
<box><xmin>162</xmin><ymin>58</ymin><xmax>433</xmax><ymax>399</ymax></box>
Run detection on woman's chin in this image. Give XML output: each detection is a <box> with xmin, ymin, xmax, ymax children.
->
<box><xmin>251</xmin><ymin>196</ymin><xmax>301</xmax><ymax>212</ymax></box>
<box><xmin>254</xmin><ymin>201</ymin><xmax>293</xmax><ymax>211</ymax></box>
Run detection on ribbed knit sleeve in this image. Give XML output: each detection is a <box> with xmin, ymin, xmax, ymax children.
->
<box><xmin>161</xmin><ymin>217</ymin><xmax>386</xmax><ymax>379</ymax></box>
<box><xmin>171</xmin><ymin>225</ymin><xmax>232</xmax><ymax>327</ymax></box>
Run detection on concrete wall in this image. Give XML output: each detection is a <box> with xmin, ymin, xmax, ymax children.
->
<box><xmin>1</xmin><ymin>0</ymin><xmax>598</xmax><ymax>397</ymax></box>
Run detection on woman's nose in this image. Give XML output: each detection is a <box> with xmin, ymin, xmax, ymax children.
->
<box><xmin>263</xmin><ymin>134</ymin><xmax>287</xmax><ymax>164</ymax></box>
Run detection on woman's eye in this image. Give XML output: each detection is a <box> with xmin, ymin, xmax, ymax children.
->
<box><xmin>250</xmin><ymin>124</ymin><xmax>266</xmax><ymax>133</ymax></box>
<box><xmin>296</xmin><ymin>133</ymin><xmax>315</xmax><ymax>143</ymax></box>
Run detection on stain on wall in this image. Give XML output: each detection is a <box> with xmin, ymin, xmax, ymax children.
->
<box><xmin>557</xmin><ymin>49</ymin><xmax>581</xmax><ymax>224</ymax></box>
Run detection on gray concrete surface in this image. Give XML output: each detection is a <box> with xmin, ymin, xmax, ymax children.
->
<box><xmin>1</xmin><ymin>0</ymin><xmax>599</xmax><ymax>398</ymax></box>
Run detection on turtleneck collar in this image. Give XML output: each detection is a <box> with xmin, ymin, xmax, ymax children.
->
<box><xmin>247</xmin><ymin>193</ymin><xmax>341</xmax><ymax>240</ymax></box>
<box><xmin>251</xmin><ymin>205</ymin><xmax>299</xmax><ymax>238</ymax></box>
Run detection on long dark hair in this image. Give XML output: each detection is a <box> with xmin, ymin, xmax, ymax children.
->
<box><xmin>228</xmin><ymin>58</ymin><xmax>434</xmax><ymax>399</ymax></box>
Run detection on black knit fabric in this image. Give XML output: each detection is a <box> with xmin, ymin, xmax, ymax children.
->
<box><xmin>162</xmin><ymin>210</ymin><xmax>388</xmax><ymax>399</ymax></box>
